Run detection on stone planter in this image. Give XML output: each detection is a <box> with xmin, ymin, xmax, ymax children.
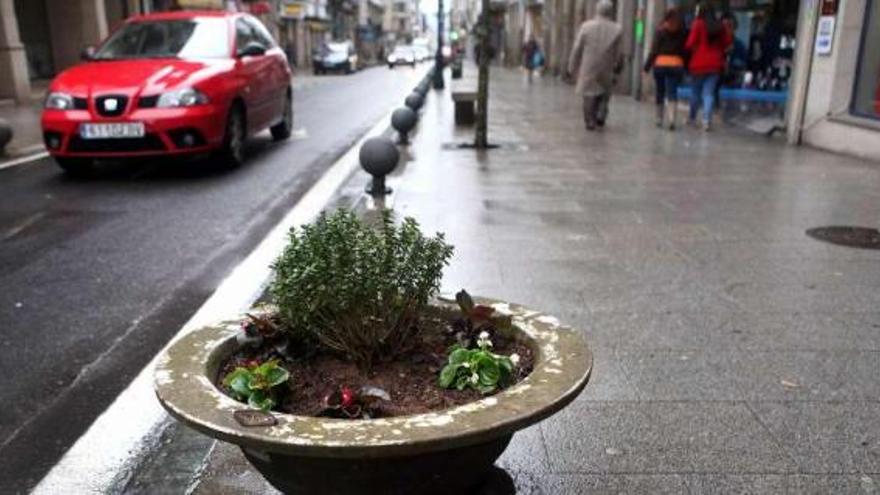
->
<box><xmin>154</xmin><ymin>297</ymin><xmax>592</xmax><ymax>495</ymax></box>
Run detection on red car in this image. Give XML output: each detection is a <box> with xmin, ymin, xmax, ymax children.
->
<box><xmin>41</xmin><ymin>10</ymin><xmax>292</xmax><ymax>175</ymax></box>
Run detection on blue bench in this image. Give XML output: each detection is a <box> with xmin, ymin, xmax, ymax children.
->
<box><xmin>677</xmin><ymin>87</ymin><xmax>788</xmax><ymax>104</ymax></box>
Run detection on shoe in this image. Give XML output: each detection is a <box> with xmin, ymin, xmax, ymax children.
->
<box><xmin>655</xmin><ymin>105</ymin><xmax>664</xmax><ymax>127</ymax></box>
<box><xmin>586</xmin><ymin>122</ymin><xmax>597</xmax><ymax>131</ymax></box>
<box><xmin>596</xmin><ymin>119</ymin><xmax>605</xmax><ymax>128</ymax></box>
<box><xmin>702</xmin><ymin>121</ymin><xmax>711</xmax><ymax>132</ymax></box>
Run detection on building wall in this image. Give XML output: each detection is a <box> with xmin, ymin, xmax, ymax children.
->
<box><xmin>794</xmin><ymin>0</ymin><xmax>880</xmax><ymax>162</ymax></box>
<box><xmin>0</xmin><ymin>0</ymin><xmax>30</xmax><ymax>101</ymax></box>
<box><xmin>45</xmin><ymin>0</ymin><xmax>109</xmax><ymax>74</ymax></box>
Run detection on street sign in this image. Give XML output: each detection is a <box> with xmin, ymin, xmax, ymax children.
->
<box><xmin>281</xmin><ymin>1</ymin><xmax>306</xmax><ymax>19</ymax></box>
<box><xmin>815</xmin><ymin>15</ymin><xmax>835</xmax><ymax>56</ymax></box>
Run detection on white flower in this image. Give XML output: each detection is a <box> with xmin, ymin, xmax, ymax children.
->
<box><xmin>478</xmin><ymin>331</ymin><xmax>490</xmax><ymax>340</ymax></box>
<box><xmin>509</xmin><ymin>353</ymin><xmax>521</xmax><ymax>366</ymax></box>
<box><xmin>470</xmin><ymin>372</ymin><xmax>479</xmax><ymax>384</ymax></box>
<box><xmin>476</xmin><ymin>331</ymin><xmax>493</xmax><ymax>348</ymax></box>
<box><xmin>461</xmin><ymin>362</ymin><xmax>471</xmax><ymax>368</ymax></box>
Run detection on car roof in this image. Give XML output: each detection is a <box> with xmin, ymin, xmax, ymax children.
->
<box><xmin>127</xmin><ymin>10</ymin><xmax>238</xmax><ymax>22</ymax></box>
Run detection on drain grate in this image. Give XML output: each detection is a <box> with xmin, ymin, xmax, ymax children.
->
<box><xmin>440</xmin><ymin>142</ymin><xmax>527</xmax><ymax>151</ymax></box>
<box><xmin>806</xmin><ymin>226</ymin><xmax>880</xmax><ymax>250</ymax></box>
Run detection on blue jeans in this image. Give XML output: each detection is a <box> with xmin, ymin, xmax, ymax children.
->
<box><xmin>653</xmin><ymin>67</ymin><xmax>684</xmax><ymax>105</ymax></box>
<box><xmin>688</xmin><ymin>73</ymin><xmax>720</xmax><ymax>124</ymax></box>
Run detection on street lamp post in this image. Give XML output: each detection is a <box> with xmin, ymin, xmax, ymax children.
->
<box><xmin>433</xmin><ymin>0</ymin><xmax>445</xmax><ymax>89</ymax></box>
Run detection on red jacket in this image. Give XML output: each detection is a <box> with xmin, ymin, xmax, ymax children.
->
<box><xmin>685</xmin><ymin>19</ymin><xmax>732</xmax><ymax>75</ymax></box>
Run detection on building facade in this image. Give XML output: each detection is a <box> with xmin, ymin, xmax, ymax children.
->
<box><xmin>383</xmin><ymin>0</ymin><xmax>419</xmax><ymax>48</ymax></box>
<box><xmin>786</xmin><ymin>0</ymin><xmax>880</xmax><ymax>161</ymax></box>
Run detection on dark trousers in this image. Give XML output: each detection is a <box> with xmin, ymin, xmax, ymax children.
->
<box><xmin>653</xmin><ymin>66</ymin><xmax>684</xmax><ymax>105</ymax></box>
<box><xmin>583</xmin><ymin>93</ymin><xmax>610</xmax><ymax>129</ymax></box>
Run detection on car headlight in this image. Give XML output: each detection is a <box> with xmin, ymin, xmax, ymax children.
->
<box><xmin>45</xmin><ymin>92</ymin><xmax>74</xmax><ymax>110</ymax></box>
<box><xmin>157</xmin><ymin>88</ymin><xmax>209</xmax><ymax>108</ymax></box>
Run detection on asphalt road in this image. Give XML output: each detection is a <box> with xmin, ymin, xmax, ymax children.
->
<box><xmin>0</xmin><ymin>64</ymin><xmax>427</xmax><ymax>493</ymax></box>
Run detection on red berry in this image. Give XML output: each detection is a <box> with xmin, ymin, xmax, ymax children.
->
<box><xmin>340</xmin><ymin>387</ymin><xmax>355</xmax><ymax>408</ymax></box>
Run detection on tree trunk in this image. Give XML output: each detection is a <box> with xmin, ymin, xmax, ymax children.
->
<box><xmin>474</xmin><ymin>1</ymin><xmax>490</xmax><ymax>149</ymax></box>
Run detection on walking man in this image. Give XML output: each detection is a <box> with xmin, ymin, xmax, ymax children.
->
<box><xmin>567</xmin><ymin>0</ymin><xmax>623</xmax><ymax>130</ymax></box>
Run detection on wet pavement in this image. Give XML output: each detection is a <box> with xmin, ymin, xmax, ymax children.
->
<box><xmin>135</xmin><ymin>66</ymin><xmax>878</xmax><ymax>493</ymax></box>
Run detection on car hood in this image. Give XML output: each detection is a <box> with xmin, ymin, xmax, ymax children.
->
<box><xmin>323</xmin><ymin>52</ymin><xmax>348</xmax><ymax>63</ymax></box>
<box><xmin>50</xmin><ymin>58</ymin><xmax>233</xmax><ymax>98</ymax></box>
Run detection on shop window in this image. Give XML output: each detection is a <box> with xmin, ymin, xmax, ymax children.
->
<box><xmin>851</xmin><ymin>0</ymin><xmax>880</xmax><ymax>119</ymax></box>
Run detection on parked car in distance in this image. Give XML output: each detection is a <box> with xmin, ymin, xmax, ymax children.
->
<box><xmin>41</xmin><ymin>10</ymin><xmax>293</xmax><ymax>176</ymax></box>
<box><xmin>314</xmin><ymin>41</ymin><xmax>358</xmax><ymax>75</ymax></box>
<box><xmin>387</xmin><ymin>46</ymin><xmax>416</xmax><ymax>68</ymax></box>
<box><xmin>412</xmin><ymin>45</ymin><xmax>431</xmax><ymax>63</ymax></box>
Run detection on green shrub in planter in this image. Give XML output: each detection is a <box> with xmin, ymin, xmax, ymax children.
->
<box><xmin>270</xmin><ymin>209</ymin><xmax>453</xmax><ymax>371</ymax></box>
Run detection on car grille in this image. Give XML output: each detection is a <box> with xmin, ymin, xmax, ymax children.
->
<box><xmin>67</xmin><ymin>133</ymin><xmax>165</xmax><ymax>153</ymax></box>
<box><xmin>95</xmin><ymin>94</ymin><xmax>129</xmax><ymax>117</ymax></box>
<box><xmin>73</xmin><ymin>97</ymin><xmax>88</xmax><ymax>110</ymax></box>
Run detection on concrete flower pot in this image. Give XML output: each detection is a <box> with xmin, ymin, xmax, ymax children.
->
<box><xmin>154</xmin><ymin>297</ymin><xmax>592</xmax><ymax>495</ymax></box>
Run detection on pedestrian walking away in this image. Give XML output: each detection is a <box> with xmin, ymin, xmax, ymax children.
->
<box><xmin>685</xmin><ymin>3</ymin><xmax>732</xmax><ymax>131</ymax></box>
<box><xmin>644</xmin><ymin>7</ymin><xmax>687</xmax><ymax>130</ymax></box>
<box><xmin>567</xmin><ymin>0</ymin><xmax>623</xmax><ymax>131</ymax></box>
<box><xmin>522</xmin><ymin>36</ymin><xmax>544</xmax><ymax>82</ymax></box>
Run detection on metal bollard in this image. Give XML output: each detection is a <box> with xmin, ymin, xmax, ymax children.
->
<box><xmin>0</xmin><ymin>118</ymin><xmax>12</xmax><ymax>155</ymax></box>
<box><xmin>359</xmin><ymin>137</ymin><xmax>399</xmax><ymax>197</ymax></box>
<box><xmin>405</xmin><ymin>92</ymin><xmax>424</xmax><ymax>112</ymax></box>
<box><xmin>391</xmin><ymin>107</ymin><xmax>417</xmax><ymax>145</ymax></box>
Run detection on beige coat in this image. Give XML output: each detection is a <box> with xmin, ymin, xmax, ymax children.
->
<box><xmin>567</xmin><ymin>16</ymin><xmax>623</xmax><ymax>97</ymax></box>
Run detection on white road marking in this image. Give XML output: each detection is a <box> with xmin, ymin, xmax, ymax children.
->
<box><xmin>2</xmin><ymin>212</ymin><xmax>46</xmax><ymax>241</ymax></box>
<box><xmin>31</xmin><ymin>108</ymin><xmax>399</xmax><ymax>495</ymax></box>
<box><xmin>0</xmin><ymin>151</ymin><xmax>49</xmax><ymax>171</ymax></box>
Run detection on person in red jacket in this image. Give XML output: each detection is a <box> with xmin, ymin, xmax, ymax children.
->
<box><xmin>686</xmin><ymin>4</ymin><xmax>732</xmax><ymax>131</ymax></box>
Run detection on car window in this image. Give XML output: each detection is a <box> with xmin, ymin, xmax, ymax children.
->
<box><xmin>243</xmin><ymin>16</ymin><xmax>276</xmax><ymax>49</ymax></box>
<box><xmin>94</xmin><ymin>18</ymin><xmax>230</xmax><ymax>59</ymax></box>
<box><xmin>235</xmin><ymin>18</ymin><xmax>258</xmax><ymax>53</ymax></box>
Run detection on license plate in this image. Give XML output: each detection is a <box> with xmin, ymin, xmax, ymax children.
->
<box><xmin>79</xmin><ymin>122</ymin><xmax>145</xmax><ymax>139</ymax></box>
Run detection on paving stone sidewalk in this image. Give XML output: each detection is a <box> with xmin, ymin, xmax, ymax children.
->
<box><xmin>147</xmin><ymin>68</ymin><xmax>880</xmax><ymax>494</ymax></box>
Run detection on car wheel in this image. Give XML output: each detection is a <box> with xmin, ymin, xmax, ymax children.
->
<box><xmin>270</xmin><ymin>90</ymin><xmax>293</xmax><ymax>141</ymax></box>
<box><xmin>345</xmin><ymin>62</ymin><xmax>353</xmax><ymax>75</ymax></box>
<box><xmin>55</xmin><ymin>157</ymin><xmax>94</xmax><ymax>177</ymax></box>
<box><xmin>217</xmin><ymin>104</ymin><xmax>246</xmax><ymax>169</ymax></box>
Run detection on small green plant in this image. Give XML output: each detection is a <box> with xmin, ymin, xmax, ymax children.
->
<box><xmin>438</xmin><ymin>332</ymin><xmax>518</xmax><ymax>394</ymax></box>
<box><xmin>223</xmin><ymin>359</ymin><xmax>290</xmax><ymax>411</ymax></box>
<box><xmin>270</xmin><ymin>209</ymin><xmax>454</xmax><ymax>371</ymax></box>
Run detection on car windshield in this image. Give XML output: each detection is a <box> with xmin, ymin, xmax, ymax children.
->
<box><xmin>94</xmin><ymin>18</ymin><xmax>229</xmax><ymax>60</ymax></box>
<box><xmin>327</xmin><ymin>43</ymin><xmax>348</xmax><ymax>53</ymax></box>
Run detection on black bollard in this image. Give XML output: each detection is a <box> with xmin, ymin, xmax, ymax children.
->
<box><xmin>359</xmin><ymin>137</ymin><xmax>399</xmax><ymax>196</ymax></box>
<box><xmin>405</xmin><ymin>92</ymin><xmax>424</xmax><ymax>112</ymax></box>
<box><xmin>391</xmin><ymin>107</ymin><xmax>417</xmax><ymax>145</ymax></box>
<box><xmin>0</xmin><ymin>118</ymin><xmax>11</xmax><ymax>155</ymax></box>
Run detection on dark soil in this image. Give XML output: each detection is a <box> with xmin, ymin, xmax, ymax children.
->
<box><xmin>217</xmin><ymin>315</ymin><xmax>535</xmax><ymax>418</ymax></box>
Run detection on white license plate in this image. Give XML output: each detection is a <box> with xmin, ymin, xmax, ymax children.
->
<box><xmin>80</xmin><ymin>122</ymin><xmax>145</xmax><ymax>139</ymax></box>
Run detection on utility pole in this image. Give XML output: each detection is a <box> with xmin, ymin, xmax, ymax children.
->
<box><xmin>432</xmin><ymin>0</ymin><xmax>445</xmax><ymax>89</ymax></box>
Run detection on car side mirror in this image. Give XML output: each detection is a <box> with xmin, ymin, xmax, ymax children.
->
<box><xmin>80</xmin><ymin>45</ymin><xmax>96</xmax><ymax>61</ymax></box>
<box><xmin>237</xmin><ymin>42</ymin><xmax>266</xmax><ymax>58</ymax></box>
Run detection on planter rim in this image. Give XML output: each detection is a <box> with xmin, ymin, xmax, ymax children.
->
<box><xmin>154</xmin><ymin>296</ymin><xmax>592</xmax><ymax>458</ymax></box>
